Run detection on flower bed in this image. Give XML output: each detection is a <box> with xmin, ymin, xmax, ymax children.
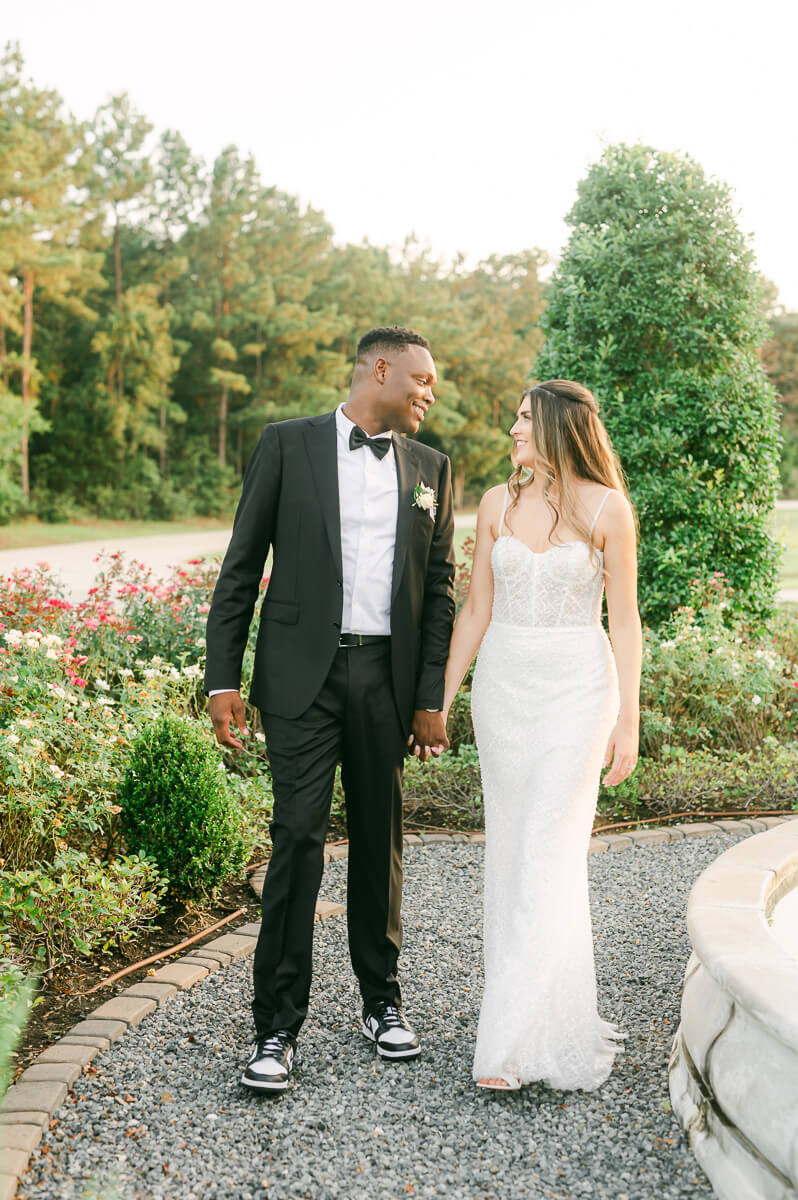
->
<box><xmin>0</xmin><ymin>556</ymin><xmax>269</xmax><ymax>1005</ymax></box>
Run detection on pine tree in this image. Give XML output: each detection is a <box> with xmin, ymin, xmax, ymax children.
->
<box><xmin>0</xmin><ymin>43</ymin><xmax>101</xmax><ymax>502</ymax></box>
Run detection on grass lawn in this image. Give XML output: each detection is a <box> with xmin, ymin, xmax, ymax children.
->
<box><xmin>0</xmin><ymin>516</ymin><xmax>233</xmax><ymax>552</ymax></box>
<box><xmin>773</xmin><ymin>508</ymin><xmax>798</xmax><ymax>590</ymax></box>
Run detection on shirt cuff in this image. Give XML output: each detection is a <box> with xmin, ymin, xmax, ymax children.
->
<box><xmin>208</xmin><ymin>689</ymin><xmax>239</xmax><ymax>697</ymax></box>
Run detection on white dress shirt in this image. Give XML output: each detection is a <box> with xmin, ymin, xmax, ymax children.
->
<box><xmin>209</xmin><ymin>405</ymin><xmax>398</xmax><ymax>694</ymax></box>
<box><xmin>336</xmin><ymin>403</ymin><xmax>398</xmax><ymax>635</ymax></box>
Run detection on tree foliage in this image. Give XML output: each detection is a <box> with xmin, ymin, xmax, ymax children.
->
<box><xmin>535</xmin><ymin>143</ymin><xmax>782</xmax><ymax>624</ymax></box>
<box><xmin>0</xmin><ymin>45</ymin><xmax>550</xmax><ymax>522</ymax></box>
<box><xmin>0</xmin><ymin>44</ymin><xmax>547</xmax><ymax>520</ymax></box>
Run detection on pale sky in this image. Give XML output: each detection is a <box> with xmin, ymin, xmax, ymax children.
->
<box><xmin>6</xmin><ymin>0</ymin><xmax>798</xmax><ymax>308</ymax></box>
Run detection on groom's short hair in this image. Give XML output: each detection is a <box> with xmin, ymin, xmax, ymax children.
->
<box><xmin>356</xmin><ymin>326</ymin><xmax>431</xmax><ymax>362</ymax></box>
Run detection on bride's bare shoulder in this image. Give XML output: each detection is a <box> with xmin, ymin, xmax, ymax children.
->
<box><xmin>477</xmin><ymin>484</ymin><xmax>507</xmax><ymax>539</ymax></box>
<box><xmin>575</xmin><ymin>481</ymin><xmax>629</xmax><ymax>517</ymax></box>
<box><xmin>480</xmin><ymin>484</ymin><xmax>507</xmax><ymax>509</ymax></box>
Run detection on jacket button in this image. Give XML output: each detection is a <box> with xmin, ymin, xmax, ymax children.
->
<box><xmin>332</xmin><ymin>621</ymin><xmax>341</xmax><ymax>629</ymax></box>
<box><xmin>337</xmin><ymin>578</ymin><xmax>343</xmax><ymax>586</ymax></box>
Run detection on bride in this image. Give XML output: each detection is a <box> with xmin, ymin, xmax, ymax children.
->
<box><xmin>442</xmin><ymin>380</ymin><xmax>641</xmax><ymax>1091</ymax></box>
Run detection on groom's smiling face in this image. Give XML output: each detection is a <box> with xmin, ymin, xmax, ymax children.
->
<box><xmin>374</xmin><ymin>344</ymin><xmax>437</xmax><ymax>436</ymax></box>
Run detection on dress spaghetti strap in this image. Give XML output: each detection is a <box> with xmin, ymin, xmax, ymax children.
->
<box><xmin>498</xmin><ymin>485</ymin><xmax>511</xmax><ymax>536</ymax></box>
<box><xmin>589</xmin><ymin>489</ymin><xmax>614</xmax><ymax>537</ymax></box>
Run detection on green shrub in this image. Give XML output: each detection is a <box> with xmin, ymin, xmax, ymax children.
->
<box><xmin>402</xmin><ymin>745</ymin><xmax>483</xmax><ymax>829</ymax></box>
<box><xmin>596</xmin><ymin>740</ymin><xmax>798</xmax><ymax>822</ymax></box>
<box><xmin>396</xmin><ymin>738</ymin><xmax>798</xmax><ymax>832</ymax></box>
<box><xmin>446</xmin><ymin>676</ymin><xmax>475</xmax><ymax>752</ymax></box>
<box><xmin>770</xmin><ymin>603</ymin><xmax>798</xmax><ymax>670</ymax></box>
<box><xmin>639</xmin><ymin>578</ymin><xmax>797</xmax><ymax>757</ymax></box>
<box><xmin>535</xmin><ymin>142</ymin><xmax>781</xmax><ymax>626</ymax></box>
<box><xmin>0</xmin><ymin>850</ymin><xmax>165</xmax><ymax>971</ymax></box>
<box><xmin>0</xmin><ymin>949</ymin><xmax>37</xmax><ymax>1095</ymax></box>
<box><xmin>228</xmin><ymin>769</ymin><xmax>274</xmax><ymax>849</ymax></box>
<box><xmin>119</xmin><ymin>714</ymin><xmax>252</xmax><ymax>900</ymax></box>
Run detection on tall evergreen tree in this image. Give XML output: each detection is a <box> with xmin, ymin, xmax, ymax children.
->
<box><xmin>147</xmin><ymin>129</ymin><xmax>203</xmax><ymax>474</ymax></box>
<box><xmin>535</xmin><ymin>143</ymin><xmax>781</xmax><ymax>624</ymax></box>
<box><xmin>0</xmin><ymin>43</ymin><xmax>100</xmax><ymax>501</ymax></box>
<box><xmin>190</xmin><ymin>146</ymin><xmax>259</xmax><ymax>468</ymax></box>
<box><xmin>91</xmin><ymin>93</ymin><xmax>152</xmax><ymax>306</ymax></box>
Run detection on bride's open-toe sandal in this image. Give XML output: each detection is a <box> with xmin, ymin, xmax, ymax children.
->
<box><xmin>476</xmin><ymin>1076</ymin><xmax>520</xmax><ymax>1091</ymax></box>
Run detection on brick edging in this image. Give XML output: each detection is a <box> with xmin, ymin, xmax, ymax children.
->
<box><xmin>0</xmin><ymin>814</ymin><xmax>791</xmax><ymax>1199</ymax></box>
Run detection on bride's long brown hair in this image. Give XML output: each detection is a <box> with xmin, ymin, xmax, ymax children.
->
<box><xmin>506</xmin><ymin>380</ymin><xmax>633</xmax><ymax>567</ymax></box>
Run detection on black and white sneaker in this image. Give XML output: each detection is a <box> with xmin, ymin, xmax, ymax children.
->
<box><xmin>241</xmin><ymin>1030</ymin><xmax>296</xmax><ymax>1091</ymax></box>
<box><xmin>362</xmin><ymin>1000</ymin><xmax>421</xmax><ymax>1059</ymax></box>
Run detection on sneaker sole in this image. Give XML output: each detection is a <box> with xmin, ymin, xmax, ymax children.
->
<box><xmin>361</xmin><ymin>1022</ymin><xmax>422</xmax><ymax>1059</ymax></box>
<box><xmin>240</xmin><ymin>1072</ymin><xmax>290</xmax><ymax>1091</ymax></box>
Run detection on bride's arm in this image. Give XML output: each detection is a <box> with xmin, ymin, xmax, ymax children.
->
<box><xmin>441</xmin><ymin>488</ymin><xmax>499</xmax><ymax>719</ymax></box>
<box><xmin>600</xmin><ymin>493</ymin><xmax>642</xmax><ymax>786</ymax></box>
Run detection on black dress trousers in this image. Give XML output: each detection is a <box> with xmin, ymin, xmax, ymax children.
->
<box><xmin>252</xmin><ymin>640</ymin><xmax>406</xmax><ymax>1038</ymax></box>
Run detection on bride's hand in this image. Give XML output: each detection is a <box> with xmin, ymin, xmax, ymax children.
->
<box><xmin>601</xmin><ymin>718</ymin><xmax>639</xmax><ymax>786</ymax></box>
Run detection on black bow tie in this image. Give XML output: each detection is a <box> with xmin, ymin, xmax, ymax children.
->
<box><xmin>349</xmin><ymin>425</ymin><xmax>392</xmax><ymax>460</ymax></box>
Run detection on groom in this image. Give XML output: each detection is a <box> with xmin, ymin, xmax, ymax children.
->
<box><xmin>204</xmin><ymin>326</ymin><xmax>456</xmax><ymax>1091</ymax></box>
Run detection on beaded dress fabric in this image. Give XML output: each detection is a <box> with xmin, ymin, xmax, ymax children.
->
<box><xmin>470</xmin><ymin>486</ymin><xmax>624</xmax><ymax>1090</ymax></box>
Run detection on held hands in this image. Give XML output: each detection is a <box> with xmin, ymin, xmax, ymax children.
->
<box><xmin>209</xmin><ymin>691</ymin><xmax>250</xmax><ymax>750</ymax></box>
<box><xmin>601</xmin><ymin>716</ymin><xmax>639</xmax><ymax>787</ymax></box>
<box><xmin>407</xmin><ymin>709</ymin><xmax>449</xmax><ymax>764</ymax></box>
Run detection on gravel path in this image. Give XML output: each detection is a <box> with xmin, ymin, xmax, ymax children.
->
<box><xmin>18</xmin><ymin>833</ymin><xmax>750</xmax><ymax>1200</ymax></box>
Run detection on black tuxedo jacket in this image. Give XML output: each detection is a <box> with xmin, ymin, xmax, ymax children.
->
<box><xmin>204</xmin><ymin>411</ymin><xmax>456</xmax><ymax>729</ymax></box>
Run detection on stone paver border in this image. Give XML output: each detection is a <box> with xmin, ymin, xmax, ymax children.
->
<box><xmin>1</xmin><ymin>814</ymin><xmax>793</xmax><ymax>1200</ymax></box>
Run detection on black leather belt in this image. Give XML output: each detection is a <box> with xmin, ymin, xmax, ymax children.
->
<box><xmin>338</xmin><ymin>633</ymin><xmax>390</xmax><ymax>647</ymax></box>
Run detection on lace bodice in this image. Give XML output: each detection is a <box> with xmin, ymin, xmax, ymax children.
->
<box><xmin>490</xmin><ymin>487</ymin><xmax>611</xmax><ymax>629</ymax></box>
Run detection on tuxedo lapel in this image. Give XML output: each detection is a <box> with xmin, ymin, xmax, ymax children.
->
<box><xmin>303</xmin><ymin>412</ymin><xmax>343</xmax><ymax>577</ymax></box>
<box><xmin>391</xmin><ymin>435</ymin><xmax>419</xmax><ymax>601</ymax></box>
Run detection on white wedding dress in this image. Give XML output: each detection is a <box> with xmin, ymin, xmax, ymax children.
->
<box><xmin>470</xmin><ymin>486</ymin><xmax>625</xmax><ymax>1090</ymax></box>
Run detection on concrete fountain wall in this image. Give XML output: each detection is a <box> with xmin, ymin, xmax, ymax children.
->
<box><xmin>669</xmin><ymin>819</ymin><xmax>798</xmax><ymax>1199</ymax></box>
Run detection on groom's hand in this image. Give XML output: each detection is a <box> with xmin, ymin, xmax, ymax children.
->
<box><xmin>408</xmin><ymin>710</ymin><xmax>449</xmax><ymax>763</ymax></box>
<box><xmin>209</xmin><ymin>691</ymin><xmax>250</xmax><ymax>750</ymax></box>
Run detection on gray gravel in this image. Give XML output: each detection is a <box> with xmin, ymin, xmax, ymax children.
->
<box><xmin>19</xmin><ymin>831</ymin><xmax>752</xmax><ymax>1200</ymax></box>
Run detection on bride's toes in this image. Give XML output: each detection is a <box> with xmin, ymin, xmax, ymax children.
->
<box><xmin>477</xmin><ymin>1077</ymin><xmax>512</xmax><ymax>1089</ymax></box>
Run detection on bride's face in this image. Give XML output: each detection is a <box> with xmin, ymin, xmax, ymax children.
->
<box><xmin>510</xmin><ymin>403</ymin><xmax>535</xmax><ymax>468</ymax></box>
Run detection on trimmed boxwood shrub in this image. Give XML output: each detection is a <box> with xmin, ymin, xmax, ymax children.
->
<box><xmin>120</xmin><ymin>714</ymin><xmax>251</xmax><ymax>900</ymax></box>
<box><xmin>535</xmin><ymin>142</ymin><xmax>782</xmax><ymax>626</ymax></box>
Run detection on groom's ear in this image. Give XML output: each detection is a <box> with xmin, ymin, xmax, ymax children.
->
<box><xmin>374</xmin><ymin>356</ymin><xmax>389</xmax><ymax>384</ymax></box>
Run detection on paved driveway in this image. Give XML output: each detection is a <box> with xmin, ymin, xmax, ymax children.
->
<box><xmin>0</xmin><ymin>531</ymin><xmax>233</xmax><ymax>604</ymax></box>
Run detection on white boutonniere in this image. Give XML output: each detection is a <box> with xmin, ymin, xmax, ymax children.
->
<box><xmin>413</xmin><ymin>483</ymin><xmax>437</xmax><ymax>520</ymax></box>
